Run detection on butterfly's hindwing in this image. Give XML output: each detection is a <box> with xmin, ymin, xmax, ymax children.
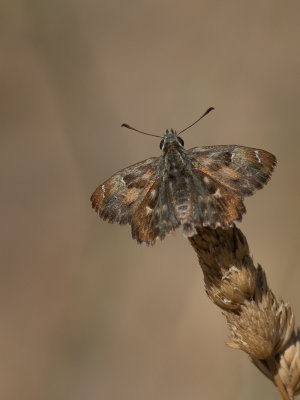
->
<box><xmin>131</xmin><ymin>178</ymin><xmax>180</xmax><ymax>244</ymax></box>
<box><xmin>189</xmin><ymin>170</ymin><xmax>246</xmax><ymax>228</ymax></box>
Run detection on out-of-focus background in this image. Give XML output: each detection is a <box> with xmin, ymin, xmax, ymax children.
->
<box><xmin>1</xmin><ymin>1</ymin><xmax>299</xmax><ymax>399</ymax></box>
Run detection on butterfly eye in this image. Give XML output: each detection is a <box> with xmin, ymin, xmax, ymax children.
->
<box><xmin>159</xmin><ymin>139</ymin><xmax>164</xmax><ymax>150</ymax></box>
<box><xmin>177</xmin><ymin>137</ymin><xmax>184</xmax><ymax>147</ymax></box>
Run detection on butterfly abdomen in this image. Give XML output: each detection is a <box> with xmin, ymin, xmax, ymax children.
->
<box><xmin>163</xmin><ymin>147</ymin><xmax>199</xmax><ymax>236</ymax></box>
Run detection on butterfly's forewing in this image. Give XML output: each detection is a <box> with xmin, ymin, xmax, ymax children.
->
<box><xmin>91</xmin><ymin>157</ymin><xmax>158</xmax><ymax>224</ymax></box>
<box><xmin>190</xmin><ymin>145</ymin><xmax>276</xmax><ymax>196</ymax></box>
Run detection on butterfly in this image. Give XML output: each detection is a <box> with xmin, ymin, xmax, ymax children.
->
<box><xmin>91</xmin><ymin>108</ymin><xmax>276</xmax><ymax>245</ymax></box>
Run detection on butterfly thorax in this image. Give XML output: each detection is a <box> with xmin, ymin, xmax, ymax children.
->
<box><xmin>159</xmin><ymin>129</ymin><xmax>187</xmax><ymax>173</ymax></box>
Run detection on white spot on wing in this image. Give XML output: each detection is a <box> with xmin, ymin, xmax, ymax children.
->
<box><xmin>203</xmin><ymin>176</ymin><xmax>210</xmax><ymax>184</ymax></box>
<box><xmin>255</xmin><ymin>150</ymin><xmax>262</xmax><ymax>163</ymax></box>
<box><xmin>150</xmin><ymin>189</ymin><xmax>157</xmax><ymax>199</ymax></box>
<box><xmin>101</xmin><ymin>184</ymin><xmax>105</xmax><ymax>198</ymax></box>
<box><xmin>120</xmin><ymin>177</ymin><xmax>125</xmax><ymax>184</ymax></box>
<box><xmin>142</xmin><ymin>171</ymin><xmax>152</xmax><ymax>180</ymax></box>
<box><xmin>214</xmin><ymin>188</ymin><xmax>222</xmax><ymax>198</ymax></box>
<box><xmin>146</xmin><ymin>206</ymin><xmax>153</xmax><ymax>215</ymax></box>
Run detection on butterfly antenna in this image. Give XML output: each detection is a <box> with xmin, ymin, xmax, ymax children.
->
<box><xmin>121</xmin><ymin>123</ymin><xmax>163</xmax><ymax>138</ymax></box>
<box><xmin>177</xmin><ymin>107</ymin><xmax>215</xmax><ymax>136</ymax></box>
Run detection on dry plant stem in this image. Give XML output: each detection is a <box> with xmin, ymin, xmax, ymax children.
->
<box><xmin>274</xmin><ymin>371</ymin><xmax>291</xmax><ymax>400</ymax></box>
<box><xmin>189</xmin><ymin>226</ymin><xmax>300</xmax><ymax>399</ymax></box>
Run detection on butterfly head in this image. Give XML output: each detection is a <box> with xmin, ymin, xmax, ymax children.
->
<box><xmin>159</xmin><ymin>129</ymin><xmax>184</xmax><ymax>151</ymax></box>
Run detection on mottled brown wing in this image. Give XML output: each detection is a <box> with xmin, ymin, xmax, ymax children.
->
<box><xmin>189</xmin><ymin>145</ymin><xmax>276</xmax><ymax>195</ymax></box>
<box><xmin>91</xmin><ymin>157</ymin><xmax>180</xmax><ymax>245</ymax></box>
<box><xmin>187</xmin><ymin>145</ymin><xmax>276</xmax><ymax>227</ymax></box>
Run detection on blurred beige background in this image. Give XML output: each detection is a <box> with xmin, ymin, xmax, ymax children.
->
<box><xmin>1</xmin><ymin>1</ymin><xmax>300</xmax><ymax>399</ymax></box>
